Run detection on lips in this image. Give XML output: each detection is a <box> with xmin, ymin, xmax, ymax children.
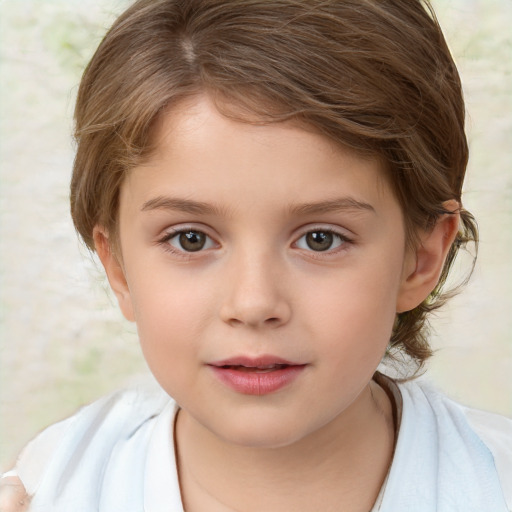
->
<box><xmin>208</xmin><ymin>356</ymin><xmax>306</xmax><ymax>395</ymax></box>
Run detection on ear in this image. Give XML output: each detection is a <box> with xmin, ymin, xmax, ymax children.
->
<box><xmin>93</xmin><ymin>226</ymin><xmax>135</xmax><ymax>322</ymax></box>
<box><xmin>396</xmin><ymin>200</ymin><xmax>460</xmax><ymax>313</ymax></box>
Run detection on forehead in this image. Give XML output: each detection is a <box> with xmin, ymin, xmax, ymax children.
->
<box><xmin>121</xmin><ymin>95</ymin><xmax>399</xmax><ymax>223</ymax></box>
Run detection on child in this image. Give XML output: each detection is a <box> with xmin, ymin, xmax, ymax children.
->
<box><xmin>1</xmin><ymin>0</ymin><xmax>511</xmax><ymax>510</ymax></box>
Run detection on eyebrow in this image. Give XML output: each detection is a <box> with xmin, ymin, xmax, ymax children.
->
<box><xmin>141</xmin><ymin>196</ymin><xmax>223</xmax><ymax>215</ymax></box>
<box><xmin>288</xmin><ymin>197</ymin><xmax>376</xmax><ymax>216</ymax></box>
<box><xmin>141</xmin><ymin>195</ymin><xmax>376</xmax><ymax>217</ymax></box>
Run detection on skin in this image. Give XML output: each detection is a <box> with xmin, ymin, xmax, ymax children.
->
<box><xmin>94</xmin><ymin>95</ymin><xmax>459</xmax><ymax>511</ymax></box>
<box><xmin>0</xmin><ymin>477</ymin><xmax>30</xmax><ymax>512</ymax></box>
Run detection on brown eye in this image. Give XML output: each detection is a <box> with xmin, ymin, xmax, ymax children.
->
<box><xmin>163</xmin><ymin>229</ymin><xmax>215</xmax><ymax>254</ymax></box>
<box><xmin>305</xmin><ymin>231</ymin><xmax>334</xmax><ymax>251</ymax></box>
<box><xmin>178</xmin><ymin>231</ymin><xmax>207</xmax><ymax>252</ymax></box>
<box><xmin>296</xmin><ymin>230</ymin><xmax>347</xmax><ymax>253</ymax></box>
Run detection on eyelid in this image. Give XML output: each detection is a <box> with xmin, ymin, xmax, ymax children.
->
<box><xmin>158</xmin><ymin>222</ymin><xmax>217</xmax><ymax>239</ymax></box>
<box><xmin>295</xmin><ymin>224</ymin><xmax>354</xmax><ymax>240</ymax></box>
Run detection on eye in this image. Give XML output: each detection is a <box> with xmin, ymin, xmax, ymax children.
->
<box><xmin>295</xmin><ymin>230</ymin><xmax>347</xmax><ymax>252</ymax></box>
<box><xmin>166</xmin><ymin>230</ymin><xmax>215</xmax><ymax>252</ymax></box>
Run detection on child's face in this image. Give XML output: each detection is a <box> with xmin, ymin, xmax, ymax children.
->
<box><xmin>110</xmin><ymin>95</ymin><xmax>414</xmax><ymax>448</ymax></box>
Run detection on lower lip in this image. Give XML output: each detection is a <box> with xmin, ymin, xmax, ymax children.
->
<box><xmin>209</xmin><ymin>365</ymin><xmax>306</xmax><ymax>395</ymax></box>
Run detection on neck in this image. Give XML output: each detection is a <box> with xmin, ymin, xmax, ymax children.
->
<box><xmin>176</xmin><ymin>379</ymin><xmax>395</xmax><ymax>512</ymax></box>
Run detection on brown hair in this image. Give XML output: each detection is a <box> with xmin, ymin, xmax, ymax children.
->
<box><xmin>70</xmin><ymin>0</ymin><xmax>478</xmax><ymax>371</ymax></box>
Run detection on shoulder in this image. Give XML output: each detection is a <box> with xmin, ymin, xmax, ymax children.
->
<box><xmin>462</xmin><ymin>404</ymin><xmax>512</xmax><ymax>507</ymax></box>
<box><xmin>13</xmin><ymin>382</ymin><xmax>171</xmax><ymax>498</ymax></box>
<box><xmin>396</xmin><ymin>378</ymin><xmax>512</xmax><ymax>510</ymax></box>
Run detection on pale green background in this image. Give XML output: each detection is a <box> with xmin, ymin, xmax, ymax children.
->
<box><xmin>0</xmin><ymin>0</ymin><xmax>511</xmax><ymax>470</ymax></box>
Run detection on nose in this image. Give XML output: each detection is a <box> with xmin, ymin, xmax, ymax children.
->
<box><xmin>219</xmin><ymin>249</ymin><xmax>292</xmax><ymax>329</ymax></box>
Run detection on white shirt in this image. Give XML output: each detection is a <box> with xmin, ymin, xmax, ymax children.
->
<box><xmin>5</xmin><ymin>377</ymin><xmax>512</xmax><ymax>511</ymax></box>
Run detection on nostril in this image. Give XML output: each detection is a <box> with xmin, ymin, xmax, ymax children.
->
<box><xmin>226</xmin><ymin>316</ymin><xmax>281</xmax><ymax>328</ymax></box>
<box><xmin>220</xmin><ymin>296</ymin><xmax>291</xmax><ymax>328</ymax></box>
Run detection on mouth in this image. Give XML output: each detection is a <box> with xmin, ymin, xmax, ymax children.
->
<box><xmin>216</xmin><ymin>363</ymin><xmax>293</xmax><ymax>373</ymax></box>
<box><xmin>209</xmin><ymin>355</ymin><xmax>304</xmax><ymax>371</ymax></box>
<box><xmin>208</xmin><ymin>356</ymin><xmax>307</xmax><ymax>395</ymax></box>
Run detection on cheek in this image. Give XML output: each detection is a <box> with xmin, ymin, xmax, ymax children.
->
<box><xmin>128</xmin><ymin>259</ymin><xmax>212</xmax><ymax>325</ymax></box>
<box><xmin>127</xmin><ymin>270</ymin><xmax>214</xmax><ymax>382</ymax></box>
<box><xmin>302</xmin><ymin>275</ymin><xmax>398</xmax><ymax>405</ymax></box>
<box><xmin>301</xmin><ymin>259</ymin><xmax>402</xmax><ymax>356</ymax></box>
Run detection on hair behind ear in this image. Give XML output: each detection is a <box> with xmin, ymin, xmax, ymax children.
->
<box><xmin>390</xmin><ymin>201</ymin><xmax>477</xmax><ymax>372</ymax></box>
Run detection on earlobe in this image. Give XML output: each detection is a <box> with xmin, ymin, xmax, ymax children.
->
<box><xmin>93</xmin><ymin>226</ymin><xmax>135</xmax><ymax>322</ymax></box>
<box><xmin>396</xmin><ymin>200</ymin><xmax>460</xmax><ymax>313</ymax></box>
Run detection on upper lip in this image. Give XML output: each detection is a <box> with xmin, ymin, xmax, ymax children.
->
<box><xmin>208</xmin><ymin>355</ymin><xmax>304</xmax><ymax>368</ymax></box>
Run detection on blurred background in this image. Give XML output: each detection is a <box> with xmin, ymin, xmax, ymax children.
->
<box><xmin>0</xmin><ymin>0</ymin><xmax>511</xmax><ymax>471</ymax></box>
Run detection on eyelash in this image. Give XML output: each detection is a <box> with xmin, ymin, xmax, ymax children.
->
<box><xmin>157</xmin><ymin>226</ymin><xmax>354</xmax><ymax>258</ymax></box>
